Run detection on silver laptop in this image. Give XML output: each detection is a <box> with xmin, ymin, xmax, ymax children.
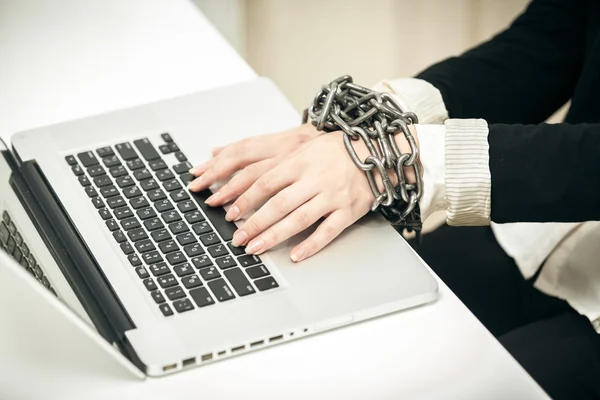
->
<box><xmin>0</xmin><ymin>78</ymin><xmax>438</xmax><ymax>376</ymax></box>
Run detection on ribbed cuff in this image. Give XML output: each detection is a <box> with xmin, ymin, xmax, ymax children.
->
<box><xmin>445</xmin><ymin>119</ymin><xmax>491</xmax><ymax>226</ymax></box>
<box><xmin>373</xmin><ymin>78</ymin><xmax>448</xmax><ymax>124</ymax></box>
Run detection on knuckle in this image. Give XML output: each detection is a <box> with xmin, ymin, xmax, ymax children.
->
<box><xmin>293</xmin><ymin>209</ymin><xmax>310</xmax><ymax>227</ymax></box>
<box><xmin>246</xmin><ymin>218</ymin><xmax>262</xmax><ymax>234</ymax></box>
<box><xmin>256</xmin><ymin>176</ymin><xmax>271</xmax><ymax>192</ymax></box>
<box><xmin>272</xmin><ymin>195</ymin><xmax>288</xmax><ymax>212</ymax></box>
<box><xmin>322</xmin><ymin>224</ymin><xmax>338</xmax><ymax>240</ymax></box>
<box><xmin>234</xmin><ymin>140</ymin><xmax>249</xmax><ymax>158</ymax></box>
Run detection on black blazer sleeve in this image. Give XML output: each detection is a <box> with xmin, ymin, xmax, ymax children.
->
<box><xmin>490</xmin><ymin>123</ymin><xmax>600</xmax><ymax>223</ymax></box>
<box><xmin>416</xmin><ymin>0</ymin><xmax>586</xmax><ymax>124</ymax></box>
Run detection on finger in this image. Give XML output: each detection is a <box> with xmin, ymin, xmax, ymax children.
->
<box><xmin>241</xmin><ymin>195</ymin><xmax>330</xmax><ymax>254</ymax></box>
<box><xmin>205</xmin><ymin>157</ymin><xmax>280</xmax><ymax>206</ymax></box>
<box><xmin>211</xmin><ymin>146</ymin><xmax>225</xmax><ymax>156</ymax></box>
<box><xmin>225</xmin><ymin>163</ymin><xmax>297</xmax><ymax>222</ymax></box>
<box><xmin>189</xmin><ymin>158</ymin><xmax>215</xmax><ymax>177</ymax></box>
<box><xmin>232</xmin><ymin>183</ymin><xmax>318</xmax><ymax>248</ymax></box>
<box><xmin>290</xmin><ymin>210</ymin><xmax>351</xmax><ymax>262</ymax></box>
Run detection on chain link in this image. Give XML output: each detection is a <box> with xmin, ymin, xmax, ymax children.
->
<box><xmin>302</xmin><ymin>75</ymin><xmax>423</xmax><ymax>230</ymax></box>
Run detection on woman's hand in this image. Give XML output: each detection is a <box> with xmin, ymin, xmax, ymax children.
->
<box><xmin>187</xmin><ymin>123</ymin><xmax>320</xmax><ymax>200</ymax></box>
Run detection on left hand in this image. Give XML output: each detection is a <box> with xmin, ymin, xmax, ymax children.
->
<box><xmin>191</xmin><ymin>131</ymin><xmax>376</xmax><ymax>262</ymax></box>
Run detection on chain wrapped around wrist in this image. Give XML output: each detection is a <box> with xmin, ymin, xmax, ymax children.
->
<box><xmin>302</xmin><ymin>75</ymin><xmax>423</xmax><ymax>233</ymax></box>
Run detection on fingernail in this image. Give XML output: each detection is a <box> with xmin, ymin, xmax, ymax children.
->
<box><xmin>226</xmin><ymin>205</ymin><xmax>240</xmax><ymax>221</ymax></box>
<box><xmin>189</xmin><ymin>167</ymin><xmax>198</xmax><ymax>175</ymax></box>
<box><xmin>187</xmin><ymin>176</ymin><xmax>203</xmax><ymax>191</ymax></box>
<box><xmin>290</xmin><ymin>248</ymin><xmax>305</xmax><ymax>262</ymax></box>
<box><xmin>246</xmin><ymin>239</ymin><xmax>264</xmax><ymax>254</ymax></box>
<box><xmin>232</xmin><ymin>229</ymin><xmax>248</xmax><ymax>246</ymax></box>
<box><xmin>205</xmin><ymin>191</ymin><xmax>220</xmax><ymax>204</ymax></box>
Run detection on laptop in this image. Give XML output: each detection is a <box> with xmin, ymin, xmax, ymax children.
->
<box><xmin>0</xmin><ymin>78</ymin><xmax>438</xmax><ymax>376</ymax></box>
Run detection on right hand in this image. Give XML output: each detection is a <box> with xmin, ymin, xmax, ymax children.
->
<box><xmin>188</xmin><ymin>123</ymin><xmax>321</xmax><ymax>204</ymax></box>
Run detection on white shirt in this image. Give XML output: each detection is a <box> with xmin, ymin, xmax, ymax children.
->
<box><xmin>374</xmin><ymin>78</ymin><xmax>600</xmax><ymax>333</ymax></box>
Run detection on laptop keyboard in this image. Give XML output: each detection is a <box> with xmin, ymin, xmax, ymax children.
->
<box><xmin>66</xmin><ymin>133</ymin><xmax>279</xmax><ymax>317</ymax></box>
<box><xmin>0</xmin><ymin>210</ymin><xmax>57</xmax><ymax>296</ymax></box>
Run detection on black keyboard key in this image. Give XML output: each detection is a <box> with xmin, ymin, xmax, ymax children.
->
<box><xmin>7</xmin><ymin>236</ymin><xmax>16</xmax><ymax>255</ymax></box>
<box><xmin>169</xmin><ymin>221</ymin><xmax>189</xmax><ymax>235</ymax></box>
<box><xmin>227</xmin><ymin>242</ymin><xmax>246</xmax><ymax>256</ymax></box>
<box><xmin>143</xmin><ymin>278</ymin><xmax>158</xmax><ymax>291</ymax></box>
<box><xmin>216</xmin><ymin>255</ymin><xmax>237</xmax><ymax>270</ymax></box>
<box><xmin>184</xmin><ymin>242</ymin><xmax>204</xmax><ymax>257</ymax></box>
<box><xmin>135</xmin><ymin>239</ymin><xmax>156</xmax><ymax>253</ymax></box>
<box><xmin>93</xmin><ymin>175</ymin><xmax>112</xmax><ymax>187</ymax></box>
<box><xmin>135</xmin><ymin>266</ymin><xmax>150</xmax><ymax>279</ymax></box>
<box><xmin>78</xmin><ymin>175</ymin><xmax>91</xmax><ymax>187</ymax></box>
<box><xmin>128</xmin><ymin>254</ymin><xmax>142</xmax><ymax>267</ymax></box>
<box><xmin>14</xmin><ymin>232</ymin><xmax>22</xmax><ymax>247</ymax></box>
<box><xmin>199</xmin><ymin>232</ymin><xmax>220</xmax><ymax>246</ymax></box>
<box><xmin>158</xmin><ymin>239</ymin><xmax>179</xmax><ymax>254</ymax></box>
<box><xmin>185</xmin><ymin>211</ymin><xmax>204</xmax><ymax>224</ymax></box>
<box><xmin>103</xmin><ymin>155</ymin><xmax>121</xmax><ymax>167</ymax></box>
<box><xmin>98</xmin><ymin>208</ymin><xmax>111</xmax><ymax>220</ymax></box>
<box><xmin>191</xmin><ymin>255</ymin><xmax>213</xmax><ymax>269</ymax></box>
<box><xmin>0</xmin><ymin>222</ymin><xmax>10</xmax><ymax>246</ymax></box>
<box><xmin>149</xmin><ymin>262</ymin><xmax>170</xmax><ymax>276</ymax></box>
<box><xmin>120</xmin><ymin>242</ymin><xmax>135</xmax><ymax>255</ymax></box>
<box><xmin>2</xmin><ymin>211</ymin><xmax>10</xmax><ymax>224</ymax></box>
<box><xmin>170</xmin><ymin>189</ymin><xmax>189</xmax><ymax>203</ymax></box>
<box><xmin>180</xmin><ymin>172</ymin><xmax>193</xmax><ymax>185</ymax></box>
<box><xmin>144</xmin><ymin>218</ymin><xmax>164</xmax><ymax>231</ymax></box>
<box><xmin>176</xmin><ymin>232</ymin><xmax>196</xmax><ymax>246</ymax></box>
<box><xmin>208</xmin><ymin>279</ymin><xmax>235</xmax><ymax>302</ymax></box>
<box><xmin>100</xmin><ymin>185</ymin><xmax>119</xmax><ymax>198</ymax></box>
<box><xmin>96</xmin><ymin>146</ymin><xmax>115</xmax><ymax>158</ymax></box>
<box><xmin>121</xmin><ymin>218</ymin><xmax>141</xmax><ymax>231</ymax></box>
<box><xmin>126</xmin><ymin>158</ymin><xmax>145</xmax><ymax>171</ymax></box>
<box><xmin>133</xmin><ymin>168</ymin><xmax>152</xmax><ymax>181</ymax></box>
<box><xmin>156</xmin><ymin>169</ymin><xmax>174</xmax><ymax>182</ymax></box>
<box><xmin>159</xmin><ymin>303</ymin><xmax>174</xmax><ymax>316</ymax></box>
<box><xmin>77</xmin><ymin>151</ymin><xmax>99</xmax><ymax>167</ymax></box>
<box><xmin>141</xmin><ymin>179</ymin><xmax>159</xmax><ymax>191</ymax></box>
<box><xmin>116</xmin><ymin>175</ymin><xmax>135</xmax><ymax>188</ymax></box>
<box><xmin>246</xmin><ymin>264</ymin><xmax>270</xmax><ymax>279</ymax></box>
<box><xmin>173</xmin><ymin>162</ymin><xmax>193</xmax><ymax>175</ymax></box>
<box><xmin>189</xmin><ymin>287</ymin><xmax>215</xmax><ymax>308</ymax></box>
<box><xmin>123</xmin><ymin>186</ymin><xmax>142</xmax><ymax>199</ymax></box>
<box><xmin>85</xmin><ymin>186</ymin><xmax>98</xmax><ymax>198</ymax></box>
<box><xmin>161</xmin><ymin>133</ymin><xmax>173</xmax><ymax>142</ymax></box>
<box><xmin>151</xmin><ymin>290</ymin><xmax>166</xmax><ymax>304</ymax></box>
<box><xmin>166</xmin><ymin>251</ymin><xmax>186</xmax><ymax>265</ymax></box>
<box><xmin>165</xmin><ymin>286</ymin><xmax>186</xmax><ymax>300</ymax></box>
<box><xmin>173</xmin><ymin>262</ymin><xmax>194</xmax><ymax>277</ymax></box>
<box><xmin>168</xmin><ymin>142</ymin><xmax>180</xmax><ymax>152</ymax></box>
<box><xmin>177</xmin><ymin>200</ymin><xmax>196</xmax><ymax>213</ymax></box>
<box><xmin>115</xmin><ymin>142</ymin><xmax>138</xmax><ymax>161</ymax></box>
<box><xmin>154</xmin><ymin>199</ymin><xmax>173</xmax><ymax>212</ymax></box>
<box><xmin>21</xmin><ymin>243</ymin><xmax>30</xmax><ymax>258</ymax></box>
<box><xmin>91</xmin><ymin>197</ymin><xmax>105</xmax><ymax>209</ymax></box>
<box><xmin>105</xmin><ymin>219</ymin><xmax>119</xmax><ymax>231</ymax></box>
<box><xmin>173</xmin><ymin>298</ymin><xmax>194</xmax><ymax>313</ymax></box>
<box><xmin>109</xmin><ymin>165</ymin><xmax>128</xmax><ymax>178</ymax></box>
<box><xmin>114</xmin><ymin>207</ymin><xmax>134</xmax><ymax>220</ymax></box>
<box><xmin>65</xmin><ymin>155</ymin><xmax>77</xmax><ymax>165</ymax></box>
<box><xmin>72</xmin><ymin>164</ymin><xmax>84</xmax><ymax>176</ymax></box>
<box><xmin>190</xmin><ymin>190</ymin><xmax>237</xmax><ymax>241</ymax></box>
<box><xmin>159</xmin><ymin>144</ymin><xmax>171</xmax><ymax>154</ymax></box>
<box><xmin>151</xmin><ymin>229</ymin><xmax>171</xmax><ymax>242</ymax></box>
<box><xmin>7</xmin><ymin>221</ymin><xmax>16</xmax><ymax>235</ymax></box>
<box><xmin>128</xmin><ymin>228</ymin><xmax>148</xmax><ymax>242</ymax></box>
<box><xmin>107</xmin><ymin>196</ymin><xmax>126</xmax><ymax>209</ymax></box>
<box><xmin>113</xmin><ymin>230</ymin><xmax>127</xmax><ymax>243</ymax></box>
<box><xmin>238</xmin><ymin>254</ymin><xmax>262</xmax><ymax>268</ymax></box>
<box><xmin>175</xmin><ymin>152</ymin><xmax>187</xmax><ymax>162</ymax></box>
<box><xmin>13</xmin><ymin>247</ymin><xmax>22</xmax><ymax>263</ymax></box>
<box><xmin>207</xmin><ymin>243</ymin><xmax>228</xmax><ymax>258</ymax></box>
<box><xmin>157</xmin><ymin>274</ymin><xmax>178</xmax><ymax>288</ymax></box>
<box><xmin>181</xmin><ymin>274</ymin><xmax>203</xmax><ymax>289</ymax></box>
<box><xmin>142</xmin><ymin>251</ymin><xmax>163</xmax><ymax>265</ymax></box>
<box><xmin>148</xmin><ymin>159</ymin><xmax>167</xmax><ymax>171</ymax></box>
<box><xmin>137</xmin><ymin>207</ymin><xmax>157</xmax><ymax>220</ymax></box>
<box><xmin>87</xmin><ymin>166</ymin><xmax>106</xmax><ymax>177</ymax></box>
<box><xmin>163</xmin><ymin>179</ymin><xmax>182</xmax><ymax>192</ymax></box>
<box><xmin>255</xmin><ymin>276</ymin><xmax>279</xmax><ymax>291</ymax></box>
<box><xmin>198</xmin><ymin>265</ymin><xmax>220</xmax><ymax>281</ymax></box>
<box><xmin>162</xmin><ymin>210</ymin><xmax>181</xmax><ymax>224</ymax></box>
<box><xmin>192</xmin><ymin>221</ymin><xmax>212</xmax><ymax>235</ymax></box>
<box><xmin>225</xmin><ymin>268</ymin><xmax>256</xmax><ymax>297</ymax></box>
<box><xmin>130</xmin><ymin>197</ymin><xmax>150</xmax><ymax>210</ymax></box>
<box><xmin>133</xmin><ymin>138</ymin><xmax>161</xmax><ymax>161</ymax></box>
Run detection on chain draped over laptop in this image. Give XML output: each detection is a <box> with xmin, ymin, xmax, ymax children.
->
<box><xmin>302</xmin><ymin>75</ymin><xmax>423</xmax><ymax>234</ymax></box>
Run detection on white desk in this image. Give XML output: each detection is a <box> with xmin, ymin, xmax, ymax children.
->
<box><xmin>0</xmin><ymin>1</ymin><xmax>548</xmax><ymax>399</ymax></box>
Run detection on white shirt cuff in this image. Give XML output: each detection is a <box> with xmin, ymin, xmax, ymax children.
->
<box><xmin>415</xmin><ymin>124</ymin><xmax>447</xmax><ymax>221</ymax></box>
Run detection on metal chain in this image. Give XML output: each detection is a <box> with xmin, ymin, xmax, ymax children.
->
<box><xmin>302</xmin><ymin>75</ymin><xmax>423</xmax><ymax>231</ymax></box>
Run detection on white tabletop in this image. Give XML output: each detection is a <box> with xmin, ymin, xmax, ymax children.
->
<box><xmin>0</xmin><ymin>1</ymin><xmax>548</xmax><ymax>399</ymax></box>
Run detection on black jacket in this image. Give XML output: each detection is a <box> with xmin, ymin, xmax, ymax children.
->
<box><xmin>416</xmin><ymin>0</ymin><xmax>600</xmax><ymax>223</ymax></box>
